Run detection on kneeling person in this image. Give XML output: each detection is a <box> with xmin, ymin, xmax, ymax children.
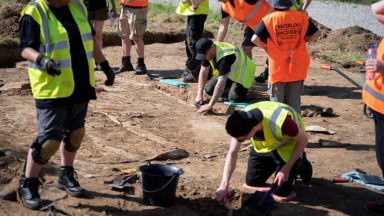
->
<box><xmin>194</xmin><ymin>38</ymin><xmax>256</xmax><ymax>113</ymax></box>
<box><xmin>216</xmin><ymin>101</ymin><xmax>308</xmax><ymax>204</ymax></box>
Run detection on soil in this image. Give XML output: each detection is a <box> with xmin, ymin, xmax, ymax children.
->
<box><xmin>0</xmin><ymin>2</ymin><xmax>383</xmax><ymax>216</ymax></box>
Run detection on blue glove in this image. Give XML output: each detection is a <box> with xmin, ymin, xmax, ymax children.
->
<box><xmin>36</xmin><ymin>54</ymin><xmax>61</xmax><ymax>76</ymax></box>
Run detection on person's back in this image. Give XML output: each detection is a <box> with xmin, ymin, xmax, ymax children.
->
<box><xmin>263</xmin><ymin>10</ymin><xmax>308</xmax><ymax>51</ymax></box>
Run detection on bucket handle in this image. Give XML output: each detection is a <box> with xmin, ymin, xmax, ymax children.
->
<box><xmin>142</xmin><ymin>173</ymin><xmax>178</xmax><ymax>193</ymax></box>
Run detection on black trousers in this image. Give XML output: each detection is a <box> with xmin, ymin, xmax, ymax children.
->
<box><xmin>185</xmin><ymin>14</ymin><xmax>207</xmax><ymax>71</ymax></box>
<box><xmin>204</xmin><ymin>76</ymin><xmax>248</xmax><ymax>102</ymax></box>
<box><xmin>246</xmin><ymin>147</ymin><xmax>300</xmax><ymax>197</ymax></box>
<box><xmin>372</xmin><ymin>109</ymin><xmax>384</xmax><ymax>178</ymax></box>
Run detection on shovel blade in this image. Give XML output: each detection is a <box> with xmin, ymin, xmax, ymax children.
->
<box><xmin>244</xmin><ymin>191</ymin><xmax>275</xmax><ymax>216</ymax></box>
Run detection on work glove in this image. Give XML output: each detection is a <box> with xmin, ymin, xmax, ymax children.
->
<box><xmin>36</xmin><ymin>54</ymin><xmax>61</xmax><ymax>76</ymax></box>
<box><xmin>100</xmin><ymin>60</ymin><xmax>115</xmax><ymax>86</ymax></box>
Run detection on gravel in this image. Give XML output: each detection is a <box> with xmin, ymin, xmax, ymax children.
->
<box><xmin>307</xmin><ymin>0</ymin><xmax>383</xmax><ymax>36</ymax></box>
<box><xmin>152</xmin><ymin>0</ymin><xmax>383</xmax><ymax>36</ymax></box>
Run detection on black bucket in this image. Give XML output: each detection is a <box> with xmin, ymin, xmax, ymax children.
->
<box><xmin>139</xmin><ymin>163</ymin><xmax>184</xmax><ymax>207</ymax></box>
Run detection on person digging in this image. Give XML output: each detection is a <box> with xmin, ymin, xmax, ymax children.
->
<box><xmin>194</xmin><ymin>37</ymin><xmax>256</xmax><ymax>113</ymax></box>
<box><xmin>216</xmin><ymin>101</ymin><xmax>312</xmax><ymax>205</ymax></box>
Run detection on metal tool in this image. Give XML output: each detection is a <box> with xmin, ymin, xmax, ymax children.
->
<box><xmin>320</xmin><ymin>64</ymin><xmax>373</xmax><ymax>119</ymax></box>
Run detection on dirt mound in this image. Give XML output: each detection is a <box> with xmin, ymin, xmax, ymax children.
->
<box><xmin>310</xmin><ymin>25</ymin><xmax>381</xmax><ymax>68</ymax></box>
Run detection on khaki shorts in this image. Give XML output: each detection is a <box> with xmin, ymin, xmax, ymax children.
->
<box><xmin>118</xmin><ymin>6</ymin><xmax>148</xmax><ymax>40</ymax></box>
<box><xmin>88</xmin><ymin>7</ymin><xmax>108</xmax><ymax>21</ymax></box>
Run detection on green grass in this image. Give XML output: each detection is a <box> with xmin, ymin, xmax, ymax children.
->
<box><xmin>147</xmin><ymin>3</ymin><xmax>221</xmax><ymax>32</ymax></box>
<box><xmin>322</xmin><ymin>50</ymin><xmax>365</xmax><ymax>63</ymax></box>
<box><xmin>329</xmin><ymin>0</ymin><xmax>379</xmax><ymax>5</ymax></box>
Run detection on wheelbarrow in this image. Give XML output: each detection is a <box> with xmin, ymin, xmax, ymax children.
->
<box><xmin>320</xmin><ymin>64</ymin><xmax>373</xmax><ymax>119</ymax></box>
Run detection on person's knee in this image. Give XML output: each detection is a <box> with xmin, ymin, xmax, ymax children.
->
<box><xmin>63</xmin><ymin>127</ymin><xmax>85</xmax><ymax>152</ymax></box>
<box><xmin>228</xmin><ymin>88</ymin><xmax>247</xmax><ymax>102</ymax></box>
<box><xmin>31</xmin><ymin>139</ymin><xmax>61</xmax><ymax>164</ymax></box>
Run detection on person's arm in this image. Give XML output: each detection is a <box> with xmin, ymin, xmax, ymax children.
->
<box><xmin>372</xmin><ymin>0</ymin><xmax>384</xmax><ymax>24</ymax></box>
<box><xmin>304</xmin><ymin>20</ymin><xmax>321</xmax><ymax>42</ymax></box>
<box><xmin>195</xmin><ymin>65</ymin><xmax>210</xmax><ymax>105</ymax></box>
<box><xmin>304</xmin><ymin>30</ymin><xmax>320</xmax><ymax>43</ymax></box>
<box><xmin>252</xmin><ymin>20</ymin><xmax>269</xmax><ymax>50</ymax></box>
<box><xmin>217</xmin><ymin>16</ymin><xmax>230</xmax><ymax>42</ymax></box>
<box><xmin>190</xmin><ymin>0</ymin><xmax>201</xmax><ymax>10</ymax></box>
<box><xmin>274</xmin><ymin>129</ymin><xmax>308</xmax><ymax>186</ymax></box>
<box><xmin>216</xmin><ymin>137</ymin><xmax>241</xmax><ymax>204</ymax></box>
<box><xmin>197</xmin><ymin>74</ymin><xmax>228</xmax><ymax>113</ymax></box>
<box><xmin>21</xmin><ymin>47</ymin><xmax>40</xmax><ymax>64</ymax></box>
<box><xmin>251</xmin><ymin>34</ymin><xmax>267</xmax><ymax>51</ymax></box>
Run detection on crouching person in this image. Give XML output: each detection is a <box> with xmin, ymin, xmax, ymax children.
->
<box><xmin>216</xmin><ymin>101</ymin><xmax>309</xmax><ymax>204</ymax></box>
<box><xmin>18</xmin><ymin>0</ymin><xmax>98</xmax><ymax>209</ymax></box>
<box><xmin>194</xmin><ymin>38</ymin><xmax>256</xmax><ymax>113</ymax></box>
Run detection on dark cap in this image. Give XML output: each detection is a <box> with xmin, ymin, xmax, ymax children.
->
<box><xmin>225</xmin><ymin>109</ymin><xmax>263</xmax><ymax>138</ymax></box>
<box><xmin>268</xmin><ymin>0</ymin><xmax>293</xmax><ymax>10</ymax></box>
<box><xmin>196</xmin><ymin>38</ymin><xmax>213</xmax><ymax>60</ymax></box>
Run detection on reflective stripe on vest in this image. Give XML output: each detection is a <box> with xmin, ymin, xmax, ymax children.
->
<box><xmin>210</xmin><ymin>42</ymin><xmax>255</xmax><ymax>89</ymax></box>
<box><xmin>176</xmin><ymin>0</ymin><xmax>209</xmax><ymax>16</ymax></box>
<box><xmin>21</xmin><ymin>0</ymin><xmax>95</xmax><ymax>99</ymax></box>
<box><xmin>364</xmin><ymin>83</ymin><xmax>384</xmax><ymax>102</ymax></box>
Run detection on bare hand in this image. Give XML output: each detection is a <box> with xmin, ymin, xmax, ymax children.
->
<box><xmin>197</xmin><ymin>104</ymin><xmax>212</xmax><ymax>113</ymax></box>
<box><xmin>274</xmin><ymin>169</ymin><xmax>289</xmax><ymax>186</ymax></box>
<box><xmin>215</xmin><ymin>187</ymin><xmax>228</xmax><ymax>205</ymax></box>
<box><xmin>189</xmin><ymin>5</ymin><xmax>198</xmax><ymax>10</ymax></box>
<box><xmin>365</xmin><ymin>59</ymin><xmax>378</xmax><ymax>72</ymax></box>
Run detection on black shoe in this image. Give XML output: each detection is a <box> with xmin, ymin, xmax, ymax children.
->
<box><xmin>134</xmin><ymin>63</ymin><xmax>147</xmax><ymax>75</ymax></box>
<box><xmin>18</xmin><ymin>177</ymin><xmax>43</xmax><ymax>210</ymax></box>
<box><xmin>183</xmin><ymin>74</ymin><xmax>196</xmax><ymax>83</ymax></box>
<box><xmin>56</xmin><ymin>166</ymin><xmax>84</xmax><ymax>197</ymax></box>
<box><xmin>181</xmin><ymin>70</ymin><xmax>189</xmax><ymax>78</ymax></box>
<box><xmin>254</xmin><ymin>74</ymin><xmax>267</xmax><ymax>83</ymax></box>
<box><xmin>115</xmin><ymin>63</ymin><xmax>134</xmax><ymax>74</ymax></box>
<box><xmin>182</xmin><ymin>69</ymin><xmax>199</xmax><ymax>83</ymax></box>
<box><xmin>298</xmin><ymin>152</ymin><xmax>313</xmax><ymax>184</ymax></box>
<box><xmin>100</xmin><ymin>61</ymin><xmax>115</xmax><ymax>86</ymax></box>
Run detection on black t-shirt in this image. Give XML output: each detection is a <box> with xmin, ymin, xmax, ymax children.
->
<box><xmin>221</xmin><ymin>0</ymin><xmax>260</xmax><ymax>19</ymax></box>
<box><xmin>256</xmin><ymin>18</ymin><xmax>319</xmax><ymax>43</ymax></box>
<box><xmin>19</xmin><ymin>5</ymin><xmax>96</xmax><ymax>108</ymax></box>
<box><xmin>83</xmin><ymin>0</ymin><xmax>107</xmax><ymax>11</ymax></box>
<box><xmin>201</xmin><ymin>54</ymin><xmax>236</xmax><ymax>76</ymax></box>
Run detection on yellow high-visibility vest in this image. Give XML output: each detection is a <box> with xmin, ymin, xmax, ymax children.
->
<box><xmin>209</xmin><ymin>42</ymin><xmax>256</xmax><ymax>89</ymax></box>
<box><xmin>245</xmin><ymin>101</ymin><xmax>305</xmax><ymax>162</ymax></box>
<box><xmin>21</xmin><ymin>0</ymin><xmax>95</xmax><ymax>99</ymax></box>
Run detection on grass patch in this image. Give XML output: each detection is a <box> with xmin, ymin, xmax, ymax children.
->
<box><xmin>322</xmin><ymin>50</ymin><xmax>365</xmax><ymax>63</ymax></box>
<box><xmin>329</xmin><ymin>0</ymin><xmax>379</xmax><ymax>5</ymax></box>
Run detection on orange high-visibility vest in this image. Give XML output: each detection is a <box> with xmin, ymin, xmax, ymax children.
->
<box><xmin>362</xmin><ymin>39</ymin><xmax>384</xmax><ymax>115</ymax></box>
<box><xmin>120</xmin><ymin>0</ymin><xmax>148</xmax><ymax>7</ymax></box>
<box><xmin>263</xmin><ymin>10</ymin><xmax>309</xmax><ymax>84</ymax></box>
<box><xmin>221</xmin><ymin>0</ymin><xmax>274</xmax><ymax>32</ymax></box>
